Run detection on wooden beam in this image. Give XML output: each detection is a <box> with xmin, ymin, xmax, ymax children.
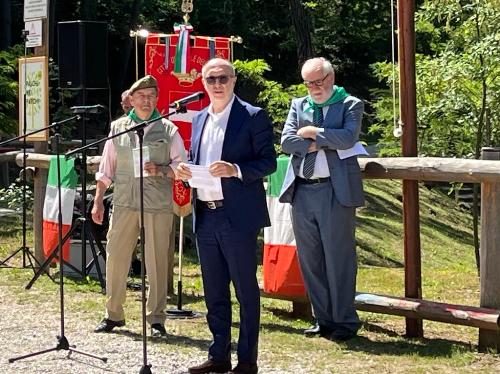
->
<box><xmin>17</xmin><ymin>154</ymin><xmax>500</xmax><ymax>183</ymax></box>
<box><xmin>479</xmin><ymin>147</ymin><xmax>500</xmax><ymax>352</ymax></box>
<box><xmin>361</xmin><ymin>157</ymin><xmax>500</xmax><ymax>183</ymax></box>
<box><xmin>356</xmin><ymin>293</ymin><xmax>500</xmax><ymax>331</ymax></box>
<box><xmin>260</xmin><ymin>289</ymin><xmax>500</xmax><ymax>332</ymax></box>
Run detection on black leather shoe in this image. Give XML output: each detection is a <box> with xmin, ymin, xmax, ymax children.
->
<box><xmin>230</xmin><ymin>362</ymin><xmax>258</xmax><ymax>374</ymax></box>
<box><xmin>151</xmin><ymin>323</ymin><xmax>167</xmax><ymax>337</ymax></box>
<box><xmin>304</xmin><ymin>323</ymin><xmax>333</xmax><ymax>337</ymax></box>
<box><xmin>94</xmin><ymin>318</ymin><xmax>125</xmax><ymax>333</ymax></box>
<box><xmin>188</xmin><ymin>359</ymin><xmax>232</xmax><ymax>374</ymax></box>
<box><xmin>329</xmin><ymin>327</ymin><xmax>357</xmax><ymax>342</ymax></box>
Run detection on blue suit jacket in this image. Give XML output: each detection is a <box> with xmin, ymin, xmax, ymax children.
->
<box><xmin>280</xmin><ymin>95</ymin><xmax>365</xmax><ymax>207</ymax></box>
<box><xmin>190</xmin><ymin>96</ymin><xmax>277</xmax><ymax>232</ymax></box>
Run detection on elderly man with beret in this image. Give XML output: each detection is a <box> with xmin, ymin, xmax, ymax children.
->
<box><xmin>92</xmin><ymin>75</ymin><xmax>186</xmax><ymax>337</ymax></box>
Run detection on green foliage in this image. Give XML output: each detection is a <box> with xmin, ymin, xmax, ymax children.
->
<box><xmin>234</xmin><ymin>59</ymin><xmax>307</xmax><ymax>152</ymax></box>
<box><xmin>0</xmin><ymin>44</ymin><xmax>23</xmax><ymax>137</ymax></box>
<box><xmin>0</xmin><ymin>180</ymin><xmax>33</xmax><ymax>212</ymax></box>
<box><xmin>370</xmin><ymin>0</ymin><xmax>500</xmax><ymax>157</ymax></box>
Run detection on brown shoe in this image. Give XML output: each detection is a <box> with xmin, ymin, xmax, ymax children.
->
<box><xmin>230</xmin><ymin>362</ymin><xmax>258</xmax><ymax>374</ymax></box>
<box><xmin>188</xmin><ymin>359</ymin><xmax>232</xmax><ymax>374</ymax></box>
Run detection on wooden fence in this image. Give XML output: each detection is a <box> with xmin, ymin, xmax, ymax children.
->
<box><xmin>16</xmin><ymin>153</ymin><xmax>500</xmax><ymax>351</ymax></box>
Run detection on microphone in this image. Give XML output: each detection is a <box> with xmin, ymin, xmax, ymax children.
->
<box><xmin>169</xmin><ymin>91</ymin><xmax>205</xmax><ymax>109</ymax></box>
<box><xmin>70</xmin><ymin>104</ymin><xmax>106</xmax><ymax>114</ymax></box>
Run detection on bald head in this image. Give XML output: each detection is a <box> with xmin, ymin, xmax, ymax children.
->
<box><xmin>201</xmin><ymin>58</ymin><xmax>237</xmax><ymax>113</ymax></box>
<box><xmin>202</xmin><ymin>58</ymin><xmax>236</xmax><ymax>78</ymax></box>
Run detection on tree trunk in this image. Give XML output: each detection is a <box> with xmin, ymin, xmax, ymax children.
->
<box><xmin>0</xmin><ymin>0</ymin><xmax>12</xmax><ymax>49</ymax></box>
<box><xmin>288</xmin><ymin>0</ymin><xmax>313</xmax><ymax>66</ymax></box>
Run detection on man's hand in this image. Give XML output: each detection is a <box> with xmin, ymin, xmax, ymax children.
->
<box><xmin>209</xmin><ymin>161</ymin><xmax>238</xmax><ymax>178</ymax></box>
<box><xmin>176</xmin><ymin>162</ymin><xmax>192</xmax><ymax>181</ymax></box>
<box><xmin>297</xmin><ymin>125</ymin><xmax>319</xmax><ymax>140</ymax></box>
<box><xmin>91</xmin><ymin>200</ymin><xmax>104</xmax><ymax>225</ymax></box>
<box><xmin>144</xmin><ymin>162</ymin><xmax>163</xmax><ymax>176</ymax></box>
<box><xmin>307</xmin><ymin>141</ymin><xmax>318</xmax><ymax>153</ymax></box>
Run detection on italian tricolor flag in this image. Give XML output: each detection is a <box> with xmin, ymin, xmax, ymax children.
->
<box><xmin>42</xmin><ymin>156</ymin><xmax>78</xmax><ymax>262</ymax></box>
<box><xmin>263</xmin><ymin>156</ymin><xmax>306</xmax><ymax>297</ymax></box>
<box><xmin>173</xmin><ymin>23</ymin><xmax>193</xmax><ymax>74</ymax></box>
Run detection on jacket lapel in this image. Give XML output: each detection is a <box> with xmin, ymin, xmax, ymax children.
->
<box><xmin>221</xmin><ymin>97</ymin><xmax>245</xmax><ymax>160</ymax></box>
<box><xmin>192</xmin><ymin>109</ymin><xmax>209</xmax><ymax>164</ymax></box>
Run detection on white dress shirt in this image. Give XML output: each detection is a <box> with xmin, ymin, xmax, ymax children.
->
<box><xmin>197</xmin><ymin>95</ymin><xmax>236</xmax><ymax>201</ymax></box>
<box><xmin>298</xmin><ymin>106</ymin><xmax>330</xmax><ymax>178</ymax></box>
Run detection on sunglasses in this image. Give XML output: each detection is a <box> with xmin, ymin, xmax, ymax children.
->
<box><xmin>204</xmin><ymin>75</ymin><xmax>233</xmax><ymax>85</ymax></box>
<box><xmin>303</xmin><ymin>73</ymin><xmax>331</xmax><ymax>88</ymax></box>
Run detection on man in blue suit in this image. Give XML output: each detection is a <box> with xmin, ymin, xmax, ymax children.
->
<box><xmin>177</xmin><ymin>58</ymin><xmax>276</xmax><ymax>374</ymax></box>
<box><xmin>280</xmin><ymin>57</ymin><xmax>364</xmax><ymax>342</ymax></box>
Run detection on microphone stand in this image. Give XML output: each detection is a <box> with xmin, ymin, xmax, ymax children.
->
<box><xmin>8</xmin><ymin>116</ymin><xmax>107</xmax><ymax>365</ymax></box>
<box><xmin>0</xmin><ymin>116</ymin><xmax>82</xmax><ymax>280</ymax></box>
<box><xmin>66</xmin><ymin>106</ymin><xmax>187</xmax><ymax>374</ymax></box>
<box><xmin>0</xmin><ymin>30</ymin><xmax>42</xmax><ymax>272</ymax></box>
<box><xmin>22</xmin><ymin>114</ymin><xmax>105</xmax><ymax>292</ymax></box>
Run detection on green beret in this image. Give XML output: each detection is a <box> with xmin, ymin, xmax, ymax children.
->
<box><xmin>129</xmin><ymin>75</ymin><xmax>158</xmax><ymax>95</ymax></box>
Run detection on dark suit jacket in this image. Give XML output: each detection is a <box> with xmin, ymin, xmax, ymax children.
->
<box><xmin>190</xmin><ymin>96</ymin><xmax>277</xmax><ymax>232</ymax></box>
<box><xmin>280</xmin><ymin>95</ymin><xmax>365</xmax><ymax>207</ymax></box>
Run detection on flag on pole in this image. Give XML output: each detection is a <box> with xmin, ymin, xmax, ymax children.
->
<box><xmin>263</xmin><ymin>156</ymin><xmax>306</xmax><ymax>296</ymax></box>
<box><xmin>42</xmin><ymin>156</ymin><xmax>78</xmax><ymax>262</ymax></box>
<box><xmin>173</xmin><ymin>23</ymin><xmax>193</xmax><ymax>74</ymax></box>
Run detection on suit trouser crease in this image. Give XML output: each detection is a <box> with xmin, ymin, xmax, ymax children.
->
<box><xmin>105</xmin><ymin>206</ymin><xmax>172</xmax><ymax>324</ymax></box>
<box><xmin>196</xmin><ymin>206</ymin><xmax>260</xmax><ymax>364</ymax></box>
<box><xmin>290</xmin><ymin>182</ymin><xmax>360</xmax><ymax>331</ymax></box>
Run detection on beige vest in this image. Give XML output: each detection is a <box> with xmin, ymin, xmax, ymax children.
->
<box><xmin>111</xmin><ymin>116</ymin><xmax>178</xmax><ymax>213</ymax></box>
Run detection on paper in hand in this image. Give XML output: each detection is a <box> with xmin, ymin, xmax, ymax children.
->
<box><xmin>133</xmin><ymin>146</ymin><xmax>151</xmax><ymax>178</ymax></box>
<box><xmin>186</xmin><ymin>164</ymin><xmax>221</xmax><ymax>192</ymax></box>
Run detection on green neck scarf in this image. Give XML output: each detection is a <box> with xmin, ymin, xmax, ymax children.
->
<box><xmin>304</xmin><ymin>85</ymin><xmax>349</xmax><ymax>112</ymax></box>
<box><xmin>128</xmin><ymin>108</ymin><xmax>161</xmax><ymax>123</ymax></box>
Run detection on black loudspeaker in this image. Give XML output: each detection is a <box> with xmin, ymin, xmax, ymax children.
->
<box><xmin>58</xmin><ymin>21</ymin><xmax>108</xmax><ymax>89</ymax></box>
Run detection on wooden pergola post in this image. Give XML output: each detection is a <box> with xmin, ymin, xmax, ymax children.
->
<box><xmin>479</xmin><ymin>147</ymin><xmax>500</xmax><ymax>352</ymax></box>
<box><xmin>32</xmin><ymin>18</ymin><xmax>50</xmax><ymax>267</ymax></box>
<box><xmin>398</xmin><ymin>0</ymin><xmax>423</xmax><ymax>338</ymax></box>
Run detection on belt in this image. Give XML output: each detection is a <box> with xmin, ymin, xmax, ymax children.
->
<box><xmin>197</xmin><ymin>199</ymin><xmax>224</xmax><ymax>210</ymax></box>
<box><xmin>296</xmin><ymin>177</ymin><xmax>330</xmax><ymax>185</ymax></box>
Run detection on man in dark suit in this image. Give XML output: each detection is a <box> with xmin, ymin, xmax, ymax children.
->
<box><xmin>280</xmin><ymin>57</ymin><xmax>365</xmax><ymax>341</ymax></box>
<box><xmin>177</xmin><ymin>58</ymin><xmax>276</xmax><ymax>374</ymax></box>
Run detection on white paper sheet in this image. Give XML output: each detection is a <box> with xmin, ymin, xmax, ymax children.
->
<box><xmin>133</xmin><ymin>146</ymin><xmax>151</xmax><ymax>178</ymax></box>
<box><xmin>187</xmin><ymin>164</ymin><xmax>221</xmax><ymax>192</ymax></box>
<box><xmin>337</xmin><ymin>141</ymin><xmax>368</xmax><ymax>159</ymax></box>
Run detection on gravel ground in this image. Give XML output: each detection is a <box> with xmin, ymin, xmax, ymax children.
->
<box><xmin>0</xmin><ymin>284</ymin><xmax>286</xmax><ymax>374</ymax></box>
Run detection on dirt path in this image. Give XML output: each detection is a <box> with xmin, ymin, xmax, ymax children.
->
<box><xmin>0</xmin><ymin>283</ymin><xmax>287</xmax><ymax>374</ymax></box>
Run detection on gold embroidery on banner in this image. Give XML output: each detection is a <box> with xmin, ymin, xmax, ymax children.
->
<box><xmin>171</xmin><ymin>68</ymin><xmax>200</xmax><ymax>87</ymax></box>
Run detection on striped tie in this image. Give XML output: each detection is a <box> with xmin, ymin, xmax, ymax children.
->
<box><xmin>302</xmin><ymin>107</ymin><xmax>324</xmax><ymax>178</ymax></box>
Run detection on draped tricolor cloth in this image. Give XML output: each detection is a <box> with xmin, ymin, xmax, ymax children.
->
<box><xmin>42</xmin><ymin>156</ymin><xmax>78</xmax><ymax>262</ymax></box>
<box><xmin>263</xmin><ymin>156</ymin><xmax>306</xmax><ymax>296</ymax></box>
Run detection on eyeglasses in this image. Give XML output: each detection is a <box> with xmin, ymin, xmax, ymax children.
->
<box><xmin>204</xmin><ymin>75</ymin><xmax>233</xmax><ymax>85</ymax></box>
<box><xmin>303</xmin><ymin>73</ymin><xmax>331</xmax><ymax>88</ymax></box>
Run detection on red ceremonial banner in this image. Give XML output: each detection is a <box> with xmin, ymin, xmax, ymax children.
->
<box><xmin>145</xmin><ymin>32</ymin><xmax>232</xmax><ymax>215</ymax></box>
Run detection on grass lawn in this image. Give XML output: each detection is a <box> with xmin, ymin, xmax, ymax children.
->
<box><xmin>1</xmin><ymin>179</ymin><xmax>499</xmax><ymax>373</ymax></box>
